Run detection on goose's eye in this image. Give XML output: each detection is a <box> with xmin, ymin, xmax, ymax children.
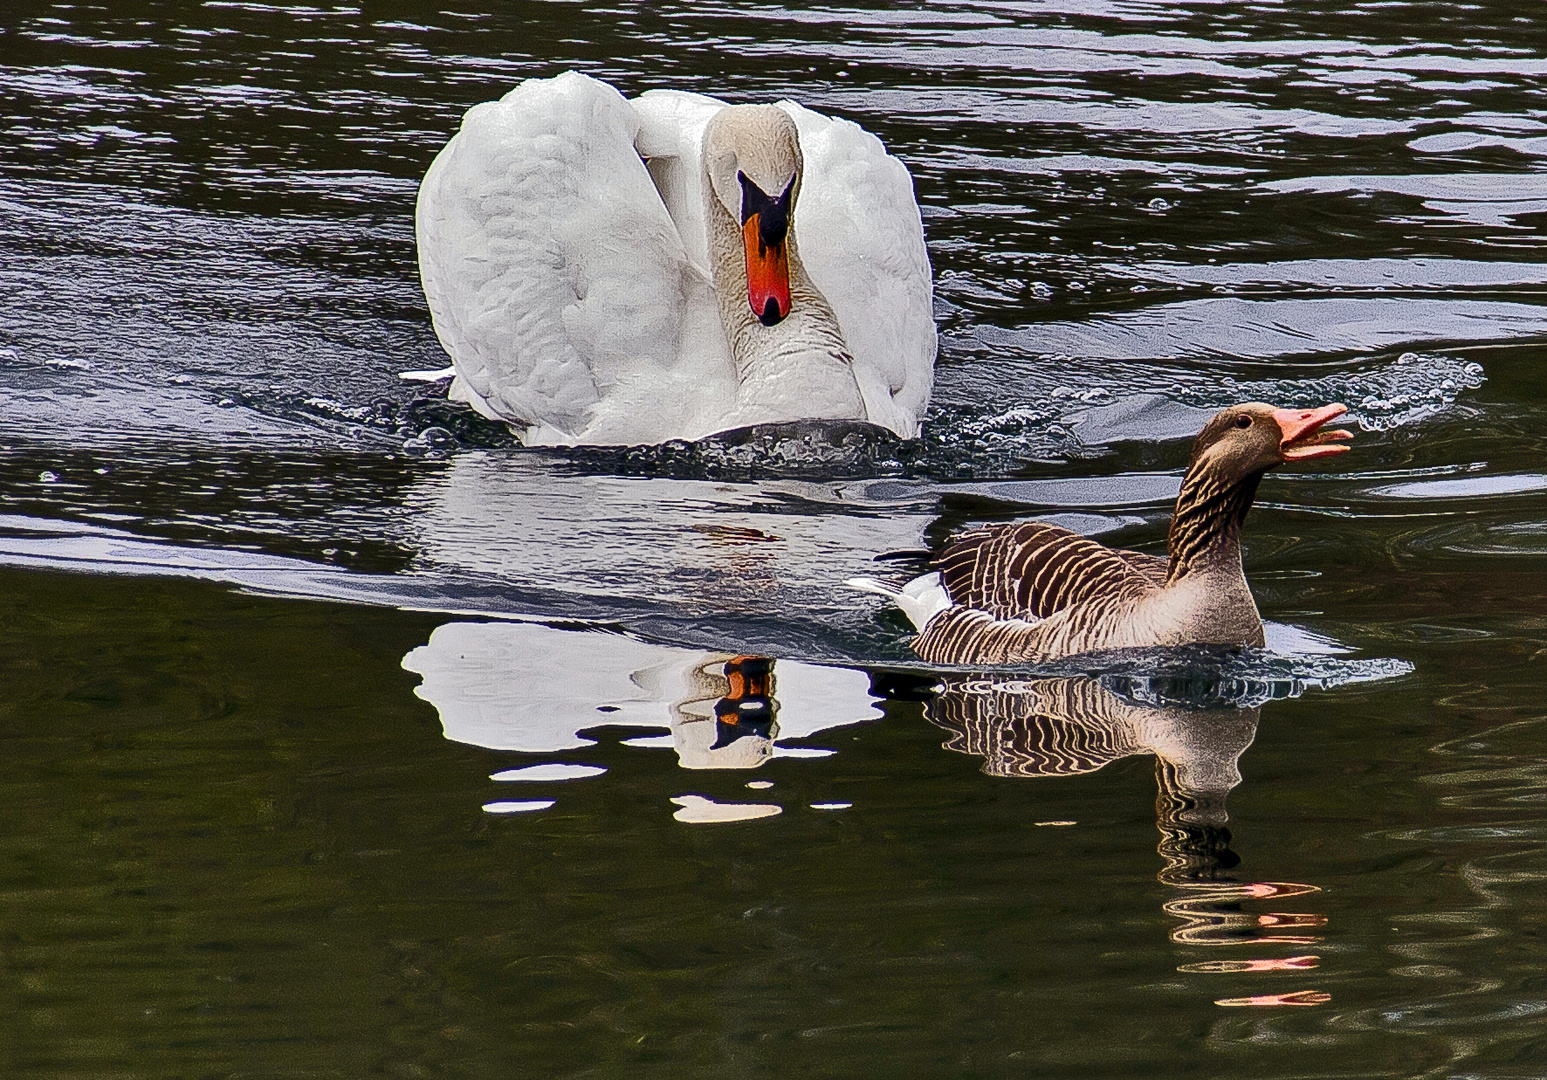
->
<box><xmin>1235</xmin><ymin>414</ymin><xmax>1252</xmax><ymax>429</ymax></box>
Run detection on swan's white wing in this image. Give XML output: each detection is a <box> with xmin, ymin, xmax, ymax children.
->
<box><xmin>778</xmin><ymin>103</ymin><xmax>937</xmax><ymax>438</ymax></box>
<box><xmin>631</xmin><ymin>88</ymin><xmax>727</xmax><ymax>273</ymax></box>
<box><xmin>416</xmin><ymin>71</ymin><xmax>733</xmax><ymax>444</ymax></box>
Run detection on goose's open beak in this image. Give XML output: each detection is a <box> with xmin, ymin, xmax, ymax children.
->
<box><xmin>739</xmin><ymin>173</ymin><xmax>793</xmax><ymax>326</ymax></box>
<box><xmin>1273</xmin><ymin>403</ymin><xmax>1354</xmax><ymax>460</ymax></box>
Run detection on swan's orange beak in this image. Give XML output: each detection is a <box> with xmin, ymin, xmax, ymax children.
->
<box><xmin>1273</xmin><ymin>403</ymin><xmax>1354</xmax><ymax>460</ymax></box>
<box><xmin>743</xmin><ymin>218</ymin><xmax>791</xmax><ymax>326</ymax></box>
<box><xmin>739</xmin><ymin>171</ymin><xmax>793</xmax><ymax>326</ymax></box>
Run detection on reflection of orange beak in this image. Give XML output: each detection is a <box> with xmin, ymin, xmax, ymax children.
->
<box><xmin>1272</xmin><ymin>402</ymin><xmax>1354</xmax><ymax>461</ymax></box>
<box><xmin>743</xmin><ymin>216</ymin><xmax>791</xmax><ymax>326</ymax></box>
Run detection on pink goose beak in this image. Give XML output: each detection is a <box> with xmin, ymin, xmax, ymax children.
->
<box><xmin>1272</xmin><ymin>403</ymin><xmax>1354</xmax><ymax>460</ymax></box>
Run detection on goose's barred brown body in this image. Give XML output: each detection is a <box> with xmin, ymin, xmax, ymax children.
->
<box><xmin>899</xmin><ymin>402</ymin><xmax>1353</xmax><ymax>666</ymax></box>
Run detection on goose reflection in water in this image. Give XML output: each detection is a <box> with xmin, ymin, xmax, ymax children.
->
<box><xmin>927</xmin><ymin>674</ymin><xmax>1330</xmax><ymax>1003</ymax></box>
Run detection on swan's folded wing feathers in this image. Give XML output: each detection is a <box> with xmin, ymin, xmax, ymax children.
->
<box><xmin>416</xmin><ymin>72</ymin><xmax>695</xmax><ymax>438</ymax></box>
<box><xmin>777</xmin><ymin>102</ymin><xmax>936</xmax><ymax>437</ymax></box>
<box><xmin>935</xmin><ymin>522</ymin><xmax>1158</xmax><ymax>622</ymax></box>
<box><xmin>630</xmin><ymin>89</ymin><xmax>727</xmax><ymax>271</ymax></box>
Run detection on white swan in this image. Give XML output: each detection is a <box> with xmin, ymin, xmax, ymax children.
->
<box><xmin>414</xmin><ymin>71</ymin><xmax>936</xmax><ymax>446</ymax></box>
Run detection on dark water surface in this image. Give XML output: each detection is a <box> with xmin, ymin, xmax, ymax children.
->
<box><xmin>2</xmin><ymin>2</ymin><xmax>1546</xmax><ymax>1076</ymax></box>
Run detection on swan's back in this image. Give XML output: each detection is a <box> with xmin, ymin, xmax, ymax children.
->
<box><xmin>778</xmin><ymin>102</ymin><xmax>935</xmax><ymax>437</ymax></box>
<box><xmin>416</xmin><ymin>72</ymin><xmax>935</xmax><ymax>444</ymax></box>
<box><xmin>634</xmin><ymin>90</ymin><xmax>936</xmax><ymax>435</ymax></box>
<box><xmin>416</xmin><ymin>73</ymin><xmax>735</xmax><ymax>443</ymax></box>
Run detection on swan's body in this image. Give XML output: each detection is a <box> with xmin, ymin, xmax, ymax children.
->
<box><xmin>415</xmin><ymin>72</ymin><xmax>935</xmax><ymax>445</ymax></box>
<box><xmin>853</xmin><ymin>403</ymin><xmax>1353</xmax><ymax>665</ymax></box>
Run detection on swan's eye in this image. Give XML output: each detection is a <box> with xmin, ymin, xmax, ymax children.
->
<box><xmin>1235</xmin><ymin>414</ymin><xmax>1252</xmax><ymax>429</ymax></box>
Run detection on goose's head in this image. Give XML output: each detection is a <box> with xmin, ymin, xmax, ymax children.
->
<box><xmin>1189</xmin><ymin>402</ymin><xmax>1353</xmax><ymax>483</ymax></box>
<box><xmin>703</xmin><ymin>105</ymin><xmax>803</xmax><ymax>327</ymax></box>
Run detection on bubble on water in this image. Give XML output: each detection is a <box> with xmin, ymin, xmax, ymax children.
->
<box><xmin>916</xmin><ymin>401</ymin><xmax>1094</xmax><ymax>474</ymax></box>
<box><xmin>352</xmin><ymin>391</ymin><xmax>523</xmax><ymax>450</ymax></box>
<box><xmin>402</xmin><ymin>425</ymin><xmax>457</xmax><ymax>456</ymax></box>
<box><xmin>1173</xmin><ymin>352</ymin><xmax>1484</xmax><ymax>431</ymax></box>
<box><xmin>304</xmin><ymin>395</ymin><xmax>375</xmax><ymax>424</ymax></box>
<box><xmin>1038</xmin><ymin>644</ymin><xmax>1413</xmax><ymax>710</ymax></box>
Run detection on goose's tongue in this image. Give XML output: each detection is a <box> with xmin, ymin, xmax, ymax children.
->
<box><xmin>1273</xmin><ymin>403</ymin><xmax>1354</xmax><ymax>460</ymax></box>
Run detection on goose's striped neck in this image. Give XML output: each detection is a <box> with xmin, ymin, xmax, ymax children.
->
<box><xmin>1165</xmin><ymin>468</ymin><xmax>1263</xmax><ymax>584</ymax></box>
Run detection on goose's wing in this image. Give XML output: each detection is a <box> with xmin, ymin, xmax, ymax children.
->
<box><xmin>777</xmin><ymin>103</ymin><xmax>936</xmax><ymax>438</ymax></box>
<box><xmin>1115</xmin><ymin>547</ymin><xmax>1170</xmax><ymax>586</ymax></box>
<box><xmin>415</xmin><ymin>72</ymin><xmax>734</xmax><ymax>444</ymax></box>
<box><xmin>934</xmin><ymin>521</ymin><xmax>1160</xmax><ymax>622</ymax></box>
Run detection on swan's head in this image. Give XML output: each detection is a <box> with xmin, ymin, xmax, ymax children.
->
<box><xmin>703</xmin><ymin>105</ymin><xmax>803</xmax><ymax>327</ymax></box>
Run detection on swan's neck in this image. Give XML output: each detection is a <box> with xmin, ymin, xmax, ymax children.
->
<box><xmin>703</xmin><ymin>185</ymin><xmax>864</xmax><ymax>421</ymax></box>
<box><xmin>1164</xmin><ymin>467</ymin><xmax>1263</xmax><ymax>584</ymax></box>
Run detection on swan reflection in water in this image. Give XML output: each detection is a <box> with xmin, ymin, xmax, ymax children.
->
<box><xmin>927</xmin><ymin>674</ymin><xmax>1331</xmax><ymax>1006</ymax></box>
<box><xmin>402</xmin><ymin>620</ymin><xmax>882</xmax><ymax>816</ymax></box>
<box><xmin>658</xmin><ymin>652</ymin><xmax>783</xmax><ymax>769</ymax></box>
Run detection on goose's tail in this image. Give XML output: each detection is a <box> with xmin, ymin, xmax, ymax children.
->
<box><xmin>845</xmin><ymin>571</ymin><xmax>953</xmax><ymax>632</ymax></box>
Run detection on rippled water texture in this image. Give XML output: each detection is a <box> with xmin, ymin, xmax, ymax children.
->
<box><xmin>1</xmin><ymin>2</ymin><xmax>1546</xmax><ymax>1077</ymax></box>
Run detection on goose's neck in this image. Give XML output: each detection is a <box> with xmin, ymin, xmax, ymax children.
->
<box><xmin>1164</xmin><ymin>467</ymin><xmax>1263</xmax><ymax>584</ymax></box>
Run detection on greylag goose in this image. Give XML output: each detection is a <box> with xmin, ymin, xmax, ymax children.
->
<box><xmin>414</xmin><ymin>72</ymin><xmax>935</xmax><ymax>445</ymax></box>
<box><xmin>852</xmin><ymin>402</ymin><xmax>1352</xmax><ymax>664</ymax></box>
